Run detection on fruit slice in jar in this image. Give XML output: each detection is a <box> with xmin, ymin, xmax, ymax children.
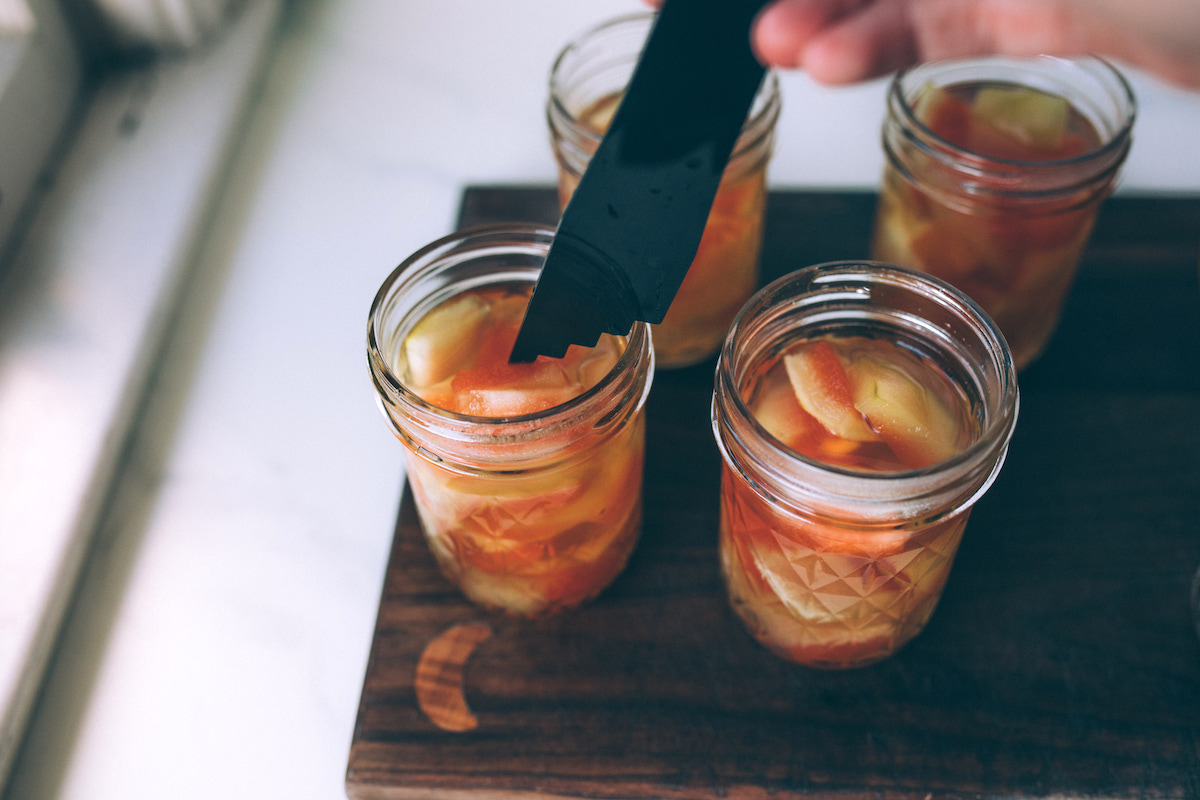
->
<box><xmin>783</xmin><ymin>342</ymin><xmax>878</xmax><ymax>442</ymax></box>
<box><xmin>450</xmin><ymin>357</ymin><xmax>580</xmax><ymax>417</ymax></box>
<box><xmin>402</xmin><ymin>294</ymin><xmax>491</xmax><ymax>390</ymax></box>
<box><xmin>913</xmin><ymin>82</ymin><xmax>972</xmax><ymax>146</ymax></box>
<box><xmin>916</xmin><ymin>81</ymin><xmax>1088</xmax><ymax>162</ymax></box>
<box><xmin>848</xmin><ymin>352</ymin><xmax>961</xmax><ymax>469</ymax></box>
<box><xmin>458</xmin><ymin>568</ymin><xmax>548</xmax><ymax>616</ymax></box>
<box><xmin>749</xmin><ymin>366</ymin><xmax>812</xmax><ymax>450</ymax></box>
<box><xmin>971</xmin><ymin>85</ymin><xmax>1068</xmax><ymax>154</ymax></box>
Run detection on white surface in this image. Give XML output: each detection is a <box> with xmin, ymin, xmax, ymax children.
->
<box><xmin>0</xmin><ymin>0</ymin><xmax>278</xmax><ymax>791</ymax></box>
<box><xmin>3</xmin><ymin>1</ymin><xmax>1199</xmax><ymax>799</ymax></box>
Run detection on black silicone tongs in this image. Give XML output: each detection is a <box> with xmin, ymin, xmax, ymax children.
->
<box><xmin>509</xmin><ymin>0</ymin><xmax>771</xmax><ymax>363</ymax></box>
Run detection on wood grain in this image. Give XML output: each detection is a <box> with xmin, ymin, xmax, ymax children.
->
<box><xmin>414</xmin><ymin>622</ymin><xmax>493</xmax><ymax>733</ymax></box>
<box><xmin>346</xmin><ymin>188</ymin><xmax>1200</xmax><ymax>800</ymax></box>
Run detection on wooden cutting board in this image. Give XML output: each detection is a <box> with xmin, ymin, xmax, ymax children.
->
<box><xmin>346</xmin><ymin>188</ymin><xmax>1200</xmax><ymax>800</ymax></box>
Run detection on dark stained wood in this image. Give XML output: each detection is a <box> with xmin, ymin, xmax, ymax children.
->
<box><xmin>346</xmin><ymin>187</ymin><xmax>1200</xmax><ymax>800</ymax></box>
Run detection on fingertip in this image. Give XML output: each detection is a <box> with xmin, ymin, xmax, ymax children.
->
<box><xmin>752</xmin><ymin>1</ymin><xmax>808</xmax><ymax>69</ymax></box>
<box><xmin>799</xmin><ymin>35</ymin><xmax>873</xmax><ymax>84</ymax></box>
<box><xmin>798</xmin><ymin>8</ymin><xmax>917</xmax><ymax>86</ymax></box>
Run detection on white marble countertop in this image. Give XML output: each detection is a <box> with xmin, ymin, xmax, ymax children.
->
<box><xmin>3</xmin><ymin>1</ymin><xmax>1199</xmax><ymax>798</ymax></box>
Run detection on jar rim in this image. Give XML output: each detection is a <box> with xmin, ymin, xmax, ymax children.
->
<box><xmin>367</xmin><ymin>222</ymin><xmax>654</xmax><ymax>430</ymax></box>
<box><xmin>547</xmin><ymin>11</ymin><xmax>782</xmax><ymax>164</ymax></box>
<box><xmin>713</xmin><ymin>261</ymin><xmax>1020</xmax><ymax>519</ymax></box>
<box><xmin>890</xmin><ymin>54</ymin><xmax>1137</xmax><ymax>170</ymax></box>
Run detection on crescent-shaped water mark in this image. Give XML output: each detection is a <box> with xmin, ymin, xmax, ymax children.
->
<box><xmin>415</xmin><ymin>621</ymin><xmax>493</xmax><ymax>732</ymax></box>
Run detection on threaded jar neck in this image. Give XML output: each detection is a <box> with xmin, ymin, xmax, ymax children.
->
<box><xmin>712</xmin><ymin>262</ymin><xmax>1019</xmax><ymax>526</ymax></box>
<box><xmin>881</xmin><ymin>56</ymin><xmax>1136</xmax><ymax>214</ymax></box>
<box><xmin>547</xmin><ymin>11</ymin><xmax>781</xmax><ymax>183</ymax></box>
<box><xmin>367</xmin><ymin>224</ymin><xmax>655</xmax><ymax>476</ymax></box>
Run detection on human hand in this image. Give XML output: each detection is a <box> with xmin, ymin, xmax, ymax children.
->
<box><xmin>648</xmin><ymin>0</ymin><xmax>1200</xmax><ymax>89</ymax></box>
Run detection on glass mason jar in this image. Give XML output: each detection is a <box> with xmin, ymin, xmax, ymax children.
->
<box><xmin>711</xmin><ymin>262</ymin><xmax>1019</xmax><ymax>669</ymax></box>
<box><xmin>367</xmin><ymin>224</ymin><xmax>655</xmax><ymax>617</ymax></box>
<box><xmin>870</xmin><ymin>56</ymin><xmax>1136</xmax><ymax>371</ymax></box>
<box><xmin>547</xmin><ymin>11</ymin><xmax>782</xmax><ymax>369</ymax></box>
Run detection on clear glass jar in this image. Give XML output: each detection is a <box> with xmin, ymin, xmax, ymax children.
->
<box><xmin>711</xmin><ymin>261</ymin><xmax>1019</xmax><ymax>669</ymax></box>
<box><xmin>367</xmin><ymin>224</ymin><xmax>655</xmax><ymax>617</ymax></box>
<box><xmin>870</xmin><ymin>56</ymin><xmax>1136</xmax><ymax>370</ymax></box>
<box><xmin>547</xmin><ymin>11</ymin><xmax>782</xmax><ymax>369</ymax></box>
